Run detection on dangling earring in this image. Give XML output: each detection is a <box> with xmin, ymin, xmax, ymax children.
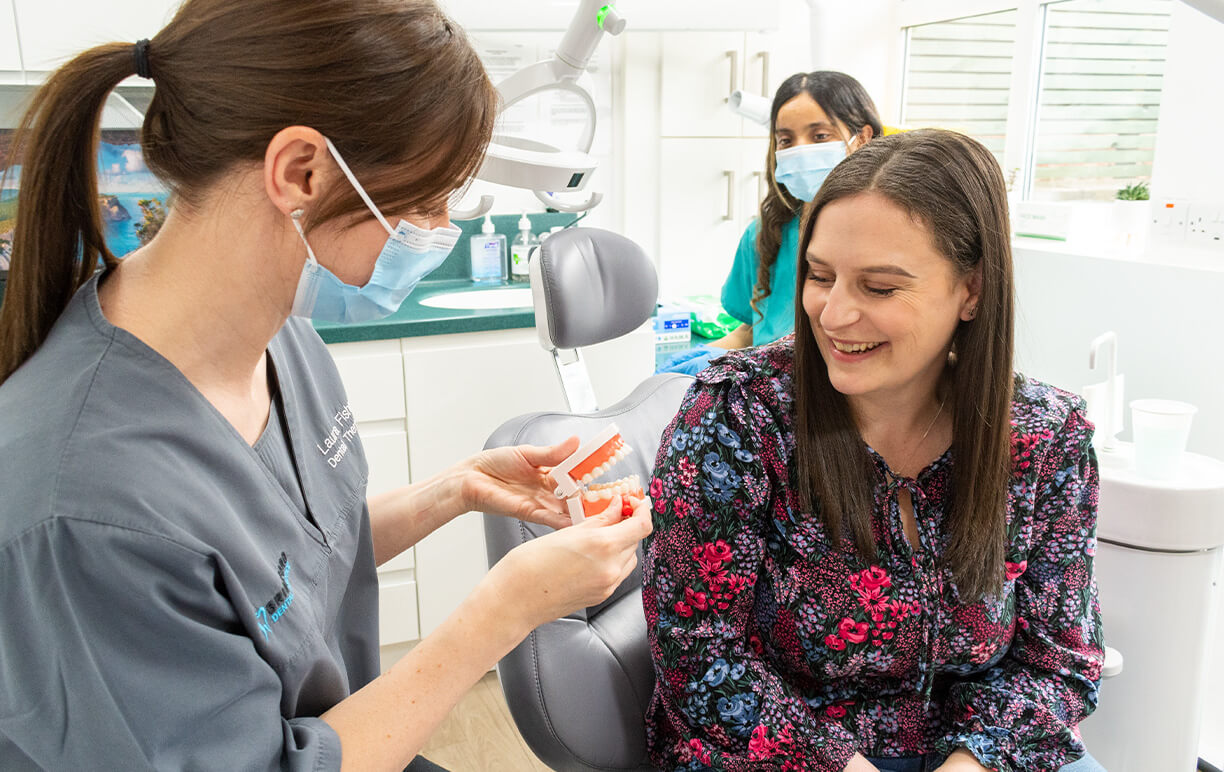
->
<box><xmin>947</xmin><ymin>345</ymin><xmax>958</xmax><ymax>367</ymax></box>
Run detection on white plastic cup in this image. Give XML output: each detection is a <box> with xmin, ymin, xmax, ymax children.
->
<box><xmin>1129</xmin><ymin>399</ymin><xmax>1197</xmax><ymax>480</ymax></box>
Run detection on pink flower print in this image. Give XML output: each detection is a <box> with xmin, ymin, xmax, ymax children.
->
<box><xmin>838</xmin><ymin>617</ymin><xmax>869</xmax><ymax>644</ymax></box>
<box><xmin>674</xmin><ymin>601</ymin><xmax>693</xmax><ymax>618</ymax></box>
<box><xmin>1005</xmin><ymin>560</ymin><xmax>1028</xmax><ymax>581</ymax></box>
<box><xmin>825</xmin><ymin>634</ymin><xmax>846</xmax><ymax>651</ymax></box>
<box><xmin>859</xmin><ymin>589</ymin><xmax>889</xmax><ymax>617</ymax></box>
<box><xmin>857</xmin><ymin>566</ymin><xmax>892</xmax><ymax>592</ymax></box>
<box><xmin>688</xmin><ymin>739</ymin><xmax>712</xmax><ymax>765</ymax></box>
<box><xmin>826</xmin><ymin>704</ymin><xmax>847</xmax><ymax>719</ymax></box>
<box><xmin>673</xmin><ymin>498</ymin><xmax>691</xmax><ymax>519</ymax></box>
<box><xmin>649</xmin><ymin>477</ymin><xmax>664</xmax><ymax>500</ymax></box>
<box><xmin>684</xmin><ymin>587</ymin><xmax>709</xmax><ymax>611</ymax></box>
<box><xmin>676</xmin><ymin>456</ymin><xmax>698</xmax><ymax>488</ymax></box>
<box><xmin>747</xmin><ymin>724</ymin><xmax>792</xmax><ymax>761</ymax></box>
<box><xmin>693</xmin><ymin>540</ymin><xmax>732</xmax><ymax>574</ymax></box>
<box><xmin>749</xmin><ymin>634</ymin><xmax>765</xmax><ymax>656</ymax></box>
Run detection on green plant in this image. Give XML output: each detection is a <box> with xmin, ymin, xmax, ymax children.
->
<box><xmin>1116</xmin><ymin>181</ymin><xmax>1150</xmax><ymax>201</ymax></box>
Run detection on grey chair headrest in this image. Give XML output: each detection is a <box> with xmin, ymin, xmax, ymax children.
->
<box><xmin>529</xmin><ymin>227</ymin><xmax>658</xmax><ymax>351</ymax></box>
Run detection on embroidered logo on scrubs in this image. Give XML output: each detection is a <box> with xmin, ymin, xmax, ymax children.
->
<box><xmin>254</xmin><ymin>552</ymin><xmax>295</xmax><ymax>640</ymax></box>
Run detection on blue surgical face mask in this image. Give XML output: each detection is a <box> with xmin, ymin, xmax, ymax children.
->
<box><xmin>289</xmin><ymin>137</ymin><xmax>461</xmax><ymax>324</ymax></box>
<box><xmin>774</xmin><ymin>140</ymin><xmax>850</xmax><ymax>203</ymax></box>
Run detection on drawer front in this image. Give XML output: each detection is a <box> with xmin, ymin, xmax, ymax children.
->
<box><xmin>327</xmin><ymin>340</ymin><xmax>406</xmax><ymax>422</ymax></box>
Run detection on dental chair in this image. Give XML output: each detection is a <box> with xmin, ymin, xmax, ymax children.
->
<box><xmin>482</xmin><ymin>227</ymin><xmax>691</xmax><ymax>772</ymax></box>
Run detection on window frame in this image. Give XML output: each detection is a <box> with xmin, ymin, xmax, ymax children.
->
<box><xmin>897</xmin><ymin>0</ymin><xmax>1166</xmax><ymax>201</ymax></box>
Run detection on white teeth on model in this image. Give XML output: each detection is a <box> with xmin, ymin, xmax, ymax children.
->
<box><xmin>580</xmin><ymin>473</ymin><xmax>593</xmax><ymax>485</ymax></box>
<box><xmin>833</xmin><ymin>340</ymin><xmax>882</xmax><ymax>353</ymax></box>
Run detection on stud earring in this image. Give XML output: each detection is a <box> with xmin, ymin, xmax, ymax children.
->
<box><xmin>965</xmin><ymin>307</ymin><xmax>978</xmax><ymax>321</ymax></box>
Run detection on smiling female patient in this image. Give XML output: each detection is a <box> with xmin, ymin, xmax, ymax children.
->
<box><xmin>643</xmin><ymin>130</ymin><xmax>1104</xmax><ymax>772</ymax></box>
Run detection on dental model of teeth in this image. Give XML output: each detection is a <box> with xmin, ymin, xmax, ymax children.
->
<box><xmin>549</xmin><ymin>423</ymin><xmax>645</xmax><ymax>525</ymax></box>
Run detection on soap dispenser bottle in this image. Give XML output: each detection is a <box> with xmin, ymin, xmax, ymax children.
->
<box><xmin>1084</xmin><ymin>331</ymin><xmax>1125</xmax><ymax>460</ymax></box>
<box><xmin>510</xmin><ymin>213</ymin><xmax>537</xmax><ymax>283</ymax></box>
<box><xmin>470</xmin><ymin>214</ymin><xmax>507</xmax><ymax>283</ymax></box>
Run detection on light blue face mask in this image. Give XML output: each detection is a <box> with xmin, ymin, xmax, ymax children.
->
<box><xmin>289</xmin><ymin>137</ymin><xmax>461</xmax><ymax>324</ymax></box>
<box><xmin>774</xmin><ymin>140</ymin><xmax>850</xmax><ymax>203</ymax></box>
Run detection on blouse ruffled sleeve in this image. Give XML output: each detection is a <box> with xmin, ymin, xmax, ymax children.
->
<box><xmin>643</xmin><ymin>361</ymin><xmax>858</xmax><ymax>772</ymax></box>
<box><xmin>936</xmin><ymin>406</ymin><xmax>1105</xmax><ymax>772</ymax></box>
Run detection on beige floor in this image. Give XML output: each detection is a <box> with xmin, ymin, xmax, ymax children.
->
<box><xmin>419</xmin><ymin>671</ymin><xmax>552</xmax><ymax>771</ymax></box>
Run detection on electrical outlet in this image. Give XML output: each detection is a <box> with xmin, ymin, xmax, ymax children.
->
<box><xmin>1150</xmin><ymin>199</ymin><xmax>1187</xmax><ymax>243</ymax></box>
<box><xmin>1186</xmin><ymin>201</ymin><xmax>1224</xmax><ymax>247</ymax></box>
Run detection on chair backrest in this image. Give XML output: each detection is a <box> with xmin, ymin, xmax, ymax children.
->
<box><xmin>485</xmin><ymin>227</ymin><xmax>690</xmax><ymax>770</ymax></box>
<box><xmin>484</xmin><ymin>376</ymin><xmax>689</xmax><ymax>771</ymax></box>
<box><xmin>528</xmin><ymin>227</ymin><xmax>659</xmax><ymax>413</ymax></box>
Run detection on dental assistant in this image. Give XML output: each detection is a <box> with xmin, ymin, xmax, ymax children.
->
<box><xmin>0</xmin><ymin>2</ymin><xmax>651</xmax><ymax>771</ymax></box>
<box><xmin>659</xmin><ymin>71</ymin><xmax>881</xmax><ymax>375</ymax></box>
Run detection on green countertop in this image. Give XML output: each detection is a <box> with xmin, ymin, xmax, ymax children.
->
<box><xmin>312</xmin><ymin>279</ymin><xmax>536</xmax><ymax>344</ymax></box>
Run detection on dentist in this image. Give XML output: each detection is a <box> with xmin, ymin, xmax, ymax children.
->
<box><xmin>0</xmin><ymin>1</ymin><xmax>650</xmax><ymax>771</ymax></box>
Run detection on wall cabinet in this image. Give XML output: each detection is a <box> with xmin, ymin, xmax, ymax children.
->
<box><xmin>326</xmin><ymin>324</ymin><xmax>654</xmax><ymax>648</ymax></box>
<box><xmin>653</xmin><ymin>29</ymin><xmax>811</xmax><ymax>298</ymax></box>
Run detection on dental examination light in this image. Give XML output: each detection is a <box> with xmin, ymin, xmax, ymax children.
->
<box><xmin>729</xmin><ymin>90</ymin><xmax>772</xmax><ymax>126</ymax></box>
<box><xmin>452</xmin><ymin>0</ymin><xmax>626</xmax><ymax>219</ymax></box>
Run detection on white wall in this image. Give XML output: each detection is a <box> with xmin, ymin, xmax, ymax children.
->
<box><xmin>1150</xmin><ymin>3</ymin><xmax>1224</xmax><ymax>202</ymax></box>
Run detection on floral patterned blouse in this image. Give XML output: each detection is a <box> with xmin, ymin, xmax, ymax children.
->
<box><xmin>643</xmin><ymin>337</ymin><xmax>1103</xmax><ymax>772</ymax></box>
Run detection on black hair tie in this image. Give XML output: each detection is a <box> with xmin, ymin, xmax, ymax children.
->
<box><xmin>132</xmin><ymin>39</ymin><xmax>153</xmax><ymax>80</ymax></box>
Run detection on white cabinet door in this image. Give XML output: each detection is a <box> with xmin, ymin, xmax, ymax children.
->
<box><xmin>327</xmin><ymin>339</ymin><xmax>407</xmax><ymax>423</ymax></box>
<box><xmin>402</xmin><ymin>329</ymin><xmax>566</xmax><ymax>637</ymax></box>
<box><xmin>742</xmin><ymin>30</ymin><xmax>817</xmax><ymax>139</ymax></box>
<box><xmin>13</xmin><ymin>0</ymin><xmax>182</xmax><ymax>72</ymax></box>
<box><xmin>0</xmin><ymin>3</ymin><xmax>21</xmax><ymax>73</ymax></box>
<box><xmin>660</xmin><ymin>32</ymin><xmax>747</xmax><ymax>138</ymax></box>
<box><xmin>658</xmin><ymin>137</ymin><xmax>753</xmax><ymax>298</ymax></box>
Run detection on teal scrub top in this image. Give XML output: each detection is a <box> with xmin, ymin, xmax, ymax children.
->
<box><xmin>720</xmin><ymin>216</ymin><xmax>801</xmax><ymax>347</ymax></box>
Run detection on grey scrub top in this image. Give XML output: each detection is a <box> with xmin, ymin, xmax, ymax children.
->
<box><xmin>0</xmin><ymin>272</ymin><xmax>380</xmax><ymax>770</ymax></box>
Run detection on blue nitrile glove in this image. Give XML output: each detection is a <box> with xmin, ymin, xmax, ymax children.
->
<box><xmin>656</xmin><ymin>344</ymin><xmax>720</xmax><ymax>376</ymax></box>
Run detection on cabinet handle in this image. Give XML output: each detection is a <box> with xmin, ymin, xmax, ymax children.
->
<box><xmin>724</xmin><ymin>50</ymin><xmax>739</xmax><ymax>102</ymax></box>
<box><xmin>757</xmin><ymin>51</ymin><xmax>771</xmax><ymax>96</ymax></box>
<box><xmin>753</xmin><ymin>171</ymin><xmax>766</xmax><ymax>205</ymax></box>
<box><xmin>723</xmin><ymin>171</ymin><xmax>736</xmax><ymax>221</ymax></box>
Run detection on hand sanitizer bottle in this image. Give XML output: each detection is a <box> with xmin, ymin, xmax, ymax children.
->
<box><xmin>470</xmin><ymin>214</ymin><xmax>506</xmax><ymax>283</ymax></box>
<box><xmin>510</xmin><ymin>213</ymin><xmax>537</xmax><ymax>283</ymax></box>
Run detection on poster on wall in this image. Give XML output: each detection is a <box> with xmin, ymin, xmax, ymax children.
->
<box><xmin>0</xmin><ymin>129</ymin><xmax>168</xmax><ymax>272</ymax></box>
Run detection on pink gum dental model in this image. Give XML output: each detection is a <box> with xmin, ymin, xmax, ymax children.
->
<box><xmin>549</xmin><ymin>423</ymin><xmax>645</xmax><ymax>525</ymax></box>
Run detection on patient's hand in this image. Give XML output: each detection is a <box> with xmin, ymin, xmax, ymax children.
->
<box><xmin>843</xmin><ymin>753</ymin><xmax>880</xmax><ymax>772</ymax></box>
<box><xmin>933</xmin><ymin>749</ymin><xmax>990</xmax><ymax>771</ymax></box>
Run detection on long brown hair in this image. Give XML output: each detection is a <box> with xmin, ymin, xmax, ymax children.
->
<box><xmin>793</xmin><ymin>129</ymin><xmax>1015</xmax><ymax>600</ymax></box>
<box><xmin>0</xmin><ymin>0</ymin><xmax>497</xmax><ymax>384</ymax></box>
<box><xmin>753</xmin><ymin>71</ymin><xmax>881</xmax><ymax>314</ymax></box>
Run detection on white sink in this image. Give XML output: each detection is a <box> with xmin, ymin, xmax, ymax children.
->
<box><xmin>418</xmin><ymin>287</ymin><xmax>533</xmax><ymax>310</ymax></box>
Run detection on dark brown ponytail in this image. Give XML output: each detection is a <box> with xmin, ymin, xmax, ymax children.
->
<box><xmin>0</xmin><ymin>45</ymin><xmax>133</xmax><ymax>383</ymax></box>
<box><xmin>0</xmin><ymin>0</ymin><xmax>497</xmax><ymax>385</ymax></box>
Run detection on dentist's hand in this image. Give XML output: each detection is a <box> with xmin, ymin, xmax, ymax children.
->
<box><xmin>484</xmin><ymin>494</ymin><xmax>653</xmax><ymax>631</ymax></box>
<box><xmin>459</xmin><ymin>437</ymin><xmax>580</xmax><ymax>531</ymax></box>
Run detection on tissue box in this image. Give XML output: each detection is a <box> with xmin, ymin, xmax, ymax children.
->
<box><xmin>653</xmin><ymin>305</ymin><xmax>691</xmax><ymax>368</ymax></box>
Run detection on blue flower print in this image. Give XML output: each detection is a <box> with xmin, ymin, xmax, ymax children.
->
<box><xmin>671</xmin><ymin>430</ymin><xmax>691</xmax><ymax>453</ymax></box>
<box><xmin>702</xmin><ymin>452</ymin><xmax>733</xmax><ymax>483</ymax></box>
<box><xmin>703</xmin><ymin>659</ymin><xmax>730</xmax><ymax>687</ymax></box>
<box><xmin>716</xmin><ymin>693</ymin><xmax>759</xmax><ymax>737</ymax></box>
<box><xmin>728</xmin><ymin>662</ymin><xmax>746</xmax><ymax>680</ymax></box>
<box><xmin>733</xmin><ymin>448</ymin><xmax>755</xmax><ymax>463</ymax></box>
<box><xmin>715</xmin><ymin>422</ymin><xmax>742</xmax><ymax>449</ymax></box>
